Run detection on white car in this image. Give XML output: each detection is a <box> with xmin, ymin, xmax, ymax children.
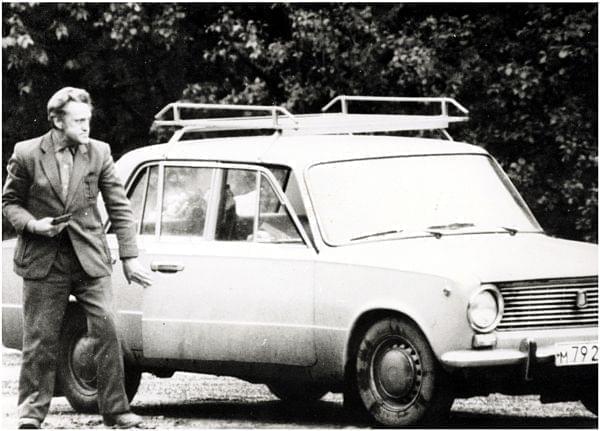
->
<box><xmin>3</xmin><ymin>96</ymin><xmax>597</xmax><ymax>426</ymax></box>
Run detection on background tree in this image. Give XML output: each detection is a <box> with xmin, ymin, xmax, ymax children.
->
<box><xmin>3</xmin><ymin>3</ymin><xmax>597</xmax><ymax>242</ymax></box>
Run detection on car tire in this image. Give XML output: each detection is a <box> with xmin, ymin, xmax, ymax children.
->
<box><xmin>346</xmin><ymin>316</ymin><xmax>454</xmax><ymax>426</ymax></box>
<box><xmin>57</xmin><ymin>312</ymin><xmax>141</xmax><ymax>413</ymax></box>
<box><xmin>267</xmin><ymin>382</ymin><xmax>328</xmax><ymax>403</ymax></box>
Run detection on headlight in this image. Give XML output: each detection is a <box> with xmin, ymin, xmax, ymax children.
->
<box><xmin>467</xmin><ymin>285</ymin><xmax>503</xmax><ymax>333</ymax></box>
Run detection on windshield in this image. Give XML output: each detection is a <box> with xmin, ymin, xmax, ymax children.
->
<box><xmin>307</xmin><ymin>154</ymin><xmax>541</xmax><ymax>245</ymax></box>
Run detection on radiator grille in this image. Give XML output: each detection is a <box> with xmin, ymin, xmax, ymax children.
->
<box><xmin>496</xmin><ymin>277</ymin><xmax>598</xmax><ymax>331</ymax></box>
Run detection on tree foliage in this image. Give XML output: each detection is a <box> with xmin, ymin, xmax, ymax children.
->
<box><xmin>3</xmin><ymin>3</ymin><xmax>597</xmax><ymax>242</ymax></box>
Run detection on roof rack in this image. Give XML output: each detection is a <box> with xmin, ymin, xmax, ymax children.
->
<box><xmin>153</xmin><ymin>95</ymin><xmax>469</xmax><ymax>146</ymax></box>
<box><xmin>321</xmin><ymin>95</ymin><xmax>469</xmax><ymax>117</ymax></box>
<box><xmin>154</xmin><ymin>102</ymin><xmax>299</xmax><ymax>128</ymax></box>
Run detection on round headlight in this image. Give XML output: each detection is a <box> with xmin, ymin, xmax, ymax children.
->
<box><xmin>467</xmin><ymin>285</ymin><xmax>503</xmax><ymax>332</ymax></box>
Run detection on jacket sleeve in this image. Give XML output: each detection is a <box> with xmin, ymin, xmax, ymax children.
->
<box><xmin>2</xmin><ymin>146</ymin><xmax>35</xmax><ymax>234</ymax></box>
<box><xmin>98</xmin><ymin>142</ymin><xmax>139</xmax><ymax>259</ymax></box>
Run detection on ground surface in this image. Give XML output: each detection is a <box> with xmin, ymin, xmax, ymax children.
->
<box><xmin>2</xmin><ymin>349</ymin><xmax>596</xmax><ymax>428</ymax></box>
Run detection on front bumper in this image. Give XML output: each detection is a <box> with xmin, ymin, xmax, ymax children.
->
<box><xmin>440</xmin><ymin>326</ymin><xmax>597</xmax><ymax>368</ymax></box>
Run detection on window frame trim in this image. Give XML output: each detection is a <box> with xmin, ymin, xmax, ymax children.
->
<box><xmin>114</xmin><ymin>160</ymin><xmax>315</xmax><ymax>251</ymax></box>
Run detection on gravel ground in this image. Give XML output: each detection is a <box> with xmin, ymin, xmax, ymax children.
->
<box><xmin>2</xmin><ymin>349</ymin><xmax>597</xmax><ymax>429</ymax></box>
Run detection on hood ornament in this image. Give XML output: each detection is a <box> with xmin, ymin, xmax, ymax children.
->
<box><xmin>575</xmin><ymin>289</ymin><xmax>588</xmax><ymax>309</ymax></box>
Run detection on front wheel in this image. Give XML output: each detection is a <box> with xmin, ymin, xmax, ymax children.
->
<box><xmin>345</xmin><ymin>317</ymin><xmax>454</xmax><ymax>426</ymax></box>
<box><xmin>56</xmin><ymin>313</ymin><xmax>141</xmax><ymax>413</ymax></box>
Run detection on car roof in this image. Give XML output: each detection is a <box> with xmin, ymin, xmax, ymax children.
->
<box><xmin>115</xmin><ymin>133</ymin><xmax>489</xmax><ymax>180</ymax></box>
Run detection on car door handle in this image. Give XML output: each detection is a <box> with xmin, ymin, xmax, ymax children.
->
<box><xmin>150</xmin><ymin>262</ymin><xmax>185</xmax><ymax>273</ymax></box>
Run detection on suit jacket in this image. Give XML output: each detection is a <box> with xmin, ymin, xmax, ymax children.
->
<box><xmin>2</xmin><ymin>131</ymin><xmax>138</xmax><ymax>279</ymax></box>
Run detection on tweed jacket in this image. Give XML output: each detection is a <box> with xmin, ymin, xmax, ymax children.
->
<box><xmin>2</xmin><ymin>131</ymin><xmax>138</xmax><ymax>279</ymax></box>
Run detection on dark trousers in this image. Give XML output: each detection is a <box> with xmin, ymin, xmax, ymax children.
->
<box><xmin>17</xmin><ymin>234</ymin><xmax>129</xmax><ymax>421</ymax></box>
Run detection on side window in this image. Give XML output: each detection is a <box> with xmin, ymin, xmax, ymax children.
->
<box><xmin>127</xmin><ymin>168</ymin><xmax>148</xmax><ymax>233</ymax></box>
<box><xmin>214</xmin><ymin>168</ymin><xmax>303</xmax><ymax>244</ymax></box>
<box><xmin>256</xmin><ymin>173</ymin><xmax>302</xmax><ymax>243</ymax></box>
<box><xmin>268</xmin><ymin>166</ymin><xmax>289</xmax><ymax>189</ymax></box>
<box><xmin>215</xmin><ymin>169</ymin><xmax>257</xmax><ymax>240</ymax></box>
<box><xmin>141</xmin><ymin>166</ymin><xmax>158</xmax><ymax>234</ymax></box>
<box><xmin>284</xmin><ymin>171</ymin><xmax>313</xmax><ymax>242</ymax></box>
<box><xmin>122</xmin><ymin>165</ymin><xmax>158</xmax><ymax>235</ymax></box>
<box><xmin>161</xmin><ymin>166</ymin><xmax>212</xmax><ymax>236</ymax></box>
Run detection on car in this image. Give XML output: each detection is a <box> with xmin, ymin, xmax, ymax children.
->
<box><xmin>2</xmin><ymin>95</ymin><xmax>598</xmax><ymax>426</ymax></box>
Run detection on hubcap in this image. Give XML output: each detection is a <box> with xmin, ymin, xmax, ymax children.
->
<box><xmin>71</xmin><ymin>334</ymin><xmax>97</xmax><ymax>390</ymax></box>
<box><xmin>376</xmin><ymin>348</ymin><xmax>415</xmax><ymax>398</ymax></box>
<box><xmin>372</xmin><ymin>337</ymin><xmax>422</xmax><ymax>407</ymax></box>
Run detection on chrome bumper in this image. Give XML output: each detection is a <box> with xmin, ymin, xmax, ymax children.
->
<box><xmin>440</xmin><ymin>326</ymin><xmax>597</xmax><ymax>371</ymax></box>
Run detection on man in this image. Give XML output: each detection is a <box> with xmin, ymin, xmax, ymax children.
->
<box><xmin>3</xmin><ymin>87</ymin><xmax>152</xmax><ymax>429</ymax></box>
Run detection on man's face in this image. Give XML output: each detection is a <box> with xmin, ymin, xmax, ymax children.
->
<box><xmin>56</xmin><ymin>101</ymin><xmax>92</xmax><ymax>145</ymax></box>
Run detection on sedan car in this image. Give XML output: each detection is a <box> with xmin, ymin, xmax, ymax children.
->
<box><xmin>3</xmin><ymin>96</ymin><xmax>597</xmax><ymax>426</ymax></box>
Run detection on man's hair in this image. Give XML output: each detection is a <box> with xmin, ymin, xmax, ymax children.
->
<box><xmin>47</xmin><ymin>87</ymin><xmax>93</xmax><ymax>128</ymax></box>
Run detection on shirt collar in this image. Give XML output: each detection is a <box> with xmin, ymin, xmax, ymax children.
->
<box><xmin>51</xmin><ymin>129</ymin><xmax>79</xmax><ymax>153</ymax></box>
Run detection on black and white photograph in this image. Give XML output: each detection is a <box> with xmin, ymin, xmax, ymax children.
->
<box><xmin>1</xmin><ymin>2</ymin><xmax>598</xmax><ymax>429</ymax></box>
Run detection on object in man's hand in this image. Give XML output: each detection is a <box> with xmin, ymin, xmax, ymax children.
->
<box><xmin>51</xmin><ymin>213</ymin><xmax>72</xmax><ymax>225</ymax></box>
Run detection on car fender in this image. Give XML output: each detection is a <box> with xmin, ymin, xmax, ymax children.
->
<box><xmin>311</xmin><ymin>261</ymin><xmax>478</xmax><ymax>381</ymax></box>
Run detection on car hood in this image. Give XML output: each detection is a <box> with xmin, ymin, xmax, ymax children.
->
<box><xmin>325</xmin><ymin>233</ymin><xmax>597</xmax><ymax>283</ymax></box>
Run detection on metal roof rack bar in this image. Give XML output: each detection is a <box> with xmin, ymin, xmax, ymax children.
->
<box><xmin>154</xmin><ymin>102</ymin><xmax>298</xmax><ymax>129</ymax></box>
<box><xmin>161</xmin><ymin>123</ymin><xmax>277</xmax><ymax>158</ymax></box>
<box><xmin>152</xmin><ymin>95</ymin><xmax>470</xmax><ymax>146</ymax></box>
<box><xmin>166</xmin><ymin>123</ymin><xmax>278</xmax><ymax>144</ymax></box>
<box><xmin>160</xmin><ymin>113</ymin><xmax>461</xmax><ymax>140</ymax></box>
<box><xmin>321</xmin><ymin>95</ymin><xmax>469</xmax><ymax>117</ymax></box>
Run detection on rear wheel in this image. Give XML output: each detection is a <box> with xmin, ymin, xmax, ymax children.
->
<box><xmin>57</xmin><ymin>313</ymin><xmax>141</xmax><ymax>413</ymax></box>
<box><xmin>267</xmin><ymin>382</ymin><xmax>328</xmax><ymax>403</ymax></box>
<box><xmin>345</xmin><ymin>316</ymin><xmax>454</xmax><ymax>426</ymax></box>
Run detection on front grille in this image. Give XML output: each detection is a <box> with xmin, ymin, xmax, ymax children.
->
<box><xmin>496</xmin><ymin>277</ymin><xmax>598</xmax><ymax>331</ymax></box>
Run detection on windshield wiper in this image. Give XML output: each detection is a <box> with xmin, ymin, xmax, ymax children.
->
<box><xmin>426</xmin><ymin>223</ymin><xmax>519</xmax><ymax>237</ymax></box>
<box><xmin>426</xmin><ymin>222</ymin><xmax>475</xmax><ymax>230</ymax></box>
<box><xmin>425</xmin><ymin>223</ymin><xmax>474</xmax><ymax>238</ymax></box>
<box><xmin>350</xmin><ymin>230</ymin><xmax>403</xmax><ymax>241</ymax></box>
<box><xmin>501</xmin><ymin>226</ymin><xmax>518</xmax><ymax>236</ymax></box>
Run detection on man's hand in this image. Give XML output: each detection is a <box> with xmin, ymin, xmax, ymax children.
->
<box><xmin>122</xmin><ymin>258</ymin><xmax>153</xmax><ymax>287</ymax></box>
<box><xmin>27</xmin><ymin>217</ymin><xmax>69</xmax><ymax>237</ymax></box>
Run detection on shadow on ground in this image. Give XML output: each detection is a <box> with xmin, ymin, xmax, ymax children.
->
<box><xmin>116</xmin><ymin>399</ymin><xmax>597</xmax><ymax>428</ymax></box>
<box><xmin>133</xmin><ymin>400</ymin><xmax>357</xmax><ymax>427</ymax></box>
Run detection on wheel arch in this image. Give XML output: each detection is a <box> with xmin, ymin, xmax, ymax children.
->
<box><xmin>56</xmin><ymin>300</ymin><xmax>142</xmax><ymax>412</ymax></box>
<box><xmin>343</xmin><ymin>308</ymin><xmax>433</xmax><ymax>380</ymax></box>
<box><xmin>61</xmin><ymin>300</ymin><xmax>137</xmax><ymax>365</ymax></box>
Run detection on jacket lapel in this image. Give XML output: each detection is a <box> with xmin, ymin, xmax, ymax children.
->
<box><xmin>65</xmin><ymin>143</ymin><xmax>89</xmax><ymax>208</ymax></box>
<box><xmin>39</xmin><ymin>132</ymin><xmax>66</xmax><ymax>205</ymax></box>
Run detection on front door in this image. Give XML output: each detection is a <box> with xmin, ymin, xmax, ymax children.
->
<box><xmin>140</xmin><ymin>163</ymin><xmax>317</xmax><ymax>366</ymax></box>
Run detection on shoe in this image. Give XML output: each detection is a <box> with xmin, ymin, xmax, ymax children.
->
<box><xmin>17</xmin><ymin>418</ymin><xmax>41</xmax><ymax>429</ymax></box>
<box><xmin>103</xmin><ymin>412</ymin><xmax>143</xmax><ymax>428</ymax></box>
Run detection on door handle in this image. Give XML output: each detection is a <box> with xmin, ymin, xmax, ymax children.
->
<box><xmin>150</xmin><ymin>262</ymin><xmax>185</xmax><ymax>273</ymax></box>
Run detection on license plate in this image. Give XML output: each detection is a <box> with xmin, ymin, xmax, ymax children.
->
<box><xmin>555</xmin><ymin>341</ymin><xmax>599</xmax><ymax>367</ymax></box>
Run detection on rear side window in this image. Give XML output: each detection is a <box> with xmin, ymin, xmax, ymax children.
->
<box><xmin>124</xmin><ymin>164</ymin><xmax>158</xmax><ymax>235</ymax></box>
